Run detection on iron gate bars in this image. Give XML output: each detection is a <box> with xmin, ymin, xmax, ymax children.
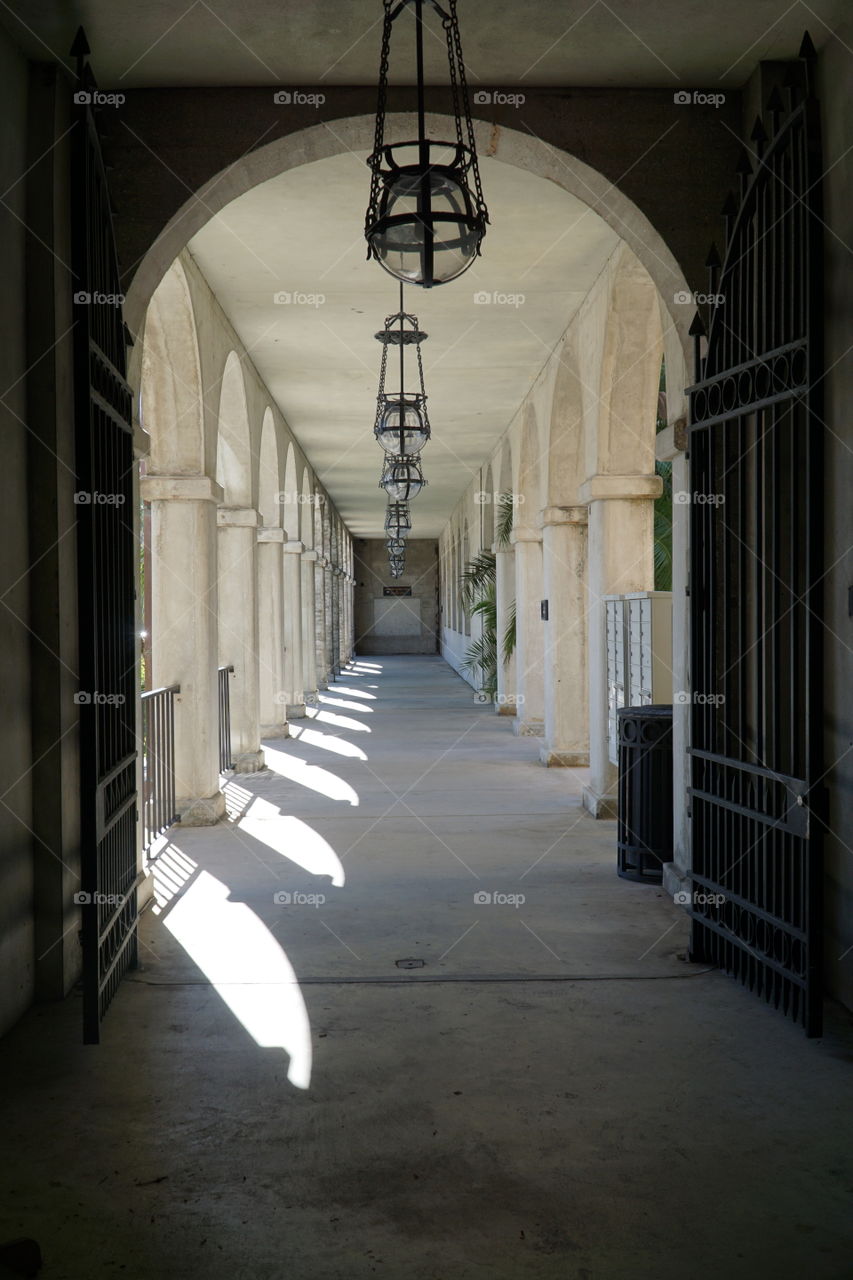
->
<box><xmin>71</xmin><ymin>28</ymin><xmax>140</xmax><ymax>1043</ymax></box>
<box><xmin>686</xmin><ymin>34</ymin><xmax>824</xmax><ymax>1035</ymax></box>
<box><xmin>141</xmin><ymin>685</ymin><xmax>180</xmax><ymax>853</ymax></box>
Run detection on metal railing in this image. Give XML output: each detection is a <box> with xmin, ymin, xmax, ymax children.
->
<box><xmin>218</xmin><ymin>665</ymin><xmax>235</xmax><ymax>772</ymax></box>
<box><xmin>141</xmin><ymin>684</ymin><xmax>180</xmax><ymax>853</ymax></box>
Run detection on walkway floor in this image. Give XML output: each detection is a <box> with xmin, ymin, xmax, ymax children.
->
<box><xmin>0</xmin><ymin>655</ymin><xmax>851</xmax><ymax>1279</ymax></box>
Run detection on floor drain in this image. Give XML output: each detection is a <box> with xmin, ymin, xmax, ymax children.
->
<box><xmin>395</xmin><ymin>958</ymin><xmax>425</xmax><ymax>970</ymax></box>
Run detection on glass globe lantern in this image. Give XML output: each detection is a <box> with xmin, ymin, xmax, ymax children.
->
<box><xmin>365</xmin><ymin>0</ymin><xmax>488</xmax><ymax>288</ymax></box>
<box><xmin>373</xmin><ymin>304</ymin><xmax>430</xmax><ymax>455</ymax></box>
<box><xmin>386</xmin><ymin>536</ymin><xmax>407</xmax><ymax>554</ymax></box>
<box><xmin>380</xmin><ymin>456</ymin><xmax>426</xmax><ymax>501</ymax></box>
<box><xmin>384</xmin><ymin>501</ymin><xmax>411</xmax><ymax>539</ymax></box>
<box><xmin>389</xmin><ymin>563</ymin><xmax>405</xmax><ymax>579</ymax></box>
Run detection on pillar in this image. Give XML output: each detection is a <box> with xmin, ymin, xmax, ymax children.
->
<box><xmin>142</xmin><ymin>475</ymin><xmax>225</xmax><ymax>823</ymax></box>
<box><xmin>510</xmin><ymin>526</ymin><xmax>545</xmax><ymax>735</ymax></box>
<box><xmin>301</xmin><ymin>549</ymin><xmax>318</xmax><ymax>706</ymax></box>
<box><xmin>315</xmin><ymin>556</ymin><xmax>329</xmax><ymax>687</ymax></box>
<box><xmin>257</xmin><ymin>527</ymin><xmax>287</xmax><ymax>738</ymax></box>
<box><xmin>580</xmin><ymin>473</ymin><xmax>661</xmax><ymax>817</ymax></box>
<box><xmin>540</xmin><ymin>506</ymin><xmax>590</xmax><ymax>766</ymax></box>
<box><xmin>283</xmin><ymin>540</ymin><xmax>306</xmax><ymax>717</ymax></box>
<box><xmin>494</xmin><ymin>542</ymin><xmax>517</xmax><ymax>715</ymax></box>
<box><xmin>217</xmin><ymin>506</ymin><xmax>264</xmax><ymax>773</ymax></box>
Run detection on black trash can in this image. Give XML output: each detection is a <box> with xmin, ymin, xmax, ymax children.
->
<box><xmin>616</xmin><ymin>704</ymin><xmax>673</xmax><ymax>883</ymax></box>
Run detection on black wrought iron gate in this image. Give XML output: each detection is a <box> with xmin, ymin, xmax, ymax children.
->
<box><xmin>71</xmin><ymin>31</ymin><xmax>139</xmax><ymax>1043</ymax></box>
<box><xmin>686</xmin><ymin>36</ymin><xmax>824</xmax><ymax>1035</ymax></box>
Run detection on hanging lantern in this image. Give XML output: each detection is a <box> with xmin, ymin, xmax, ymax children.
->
<box><xmin>365</xmin><ymin>0</ymin><xmax>488</xmax><ymax>287</ymax></box>
<box><xmin>389</xmin><ymin>563</ymin><xmax>405</xmax><ymax>579</ymax></box>
<box><xmin>374</xmin><ymin>301</ymin><xmax>430</xmax><ymax>456</ymax></box>
<box><xmin>380</xmin><ymin>456</ymin><xmax>426</xmax><ymax>501</ymax></box>
<box><xmin>386</xmin><ymin>536</ymin><xmax>407</xmax><ymax>553</ymax></box>
<box><xmin>385</xmin><ymin>501</ymin><xmax>412</xmax><ymax>539</ymax></box>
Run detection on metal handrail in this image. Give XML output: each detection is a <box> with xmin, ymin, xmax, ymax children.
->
<box><xmin>218</xmin><ymin>665</ymin><xmax>235</xmax><ymax>773</ymax></box>
<box><xmin>140</xmin><ymin>683</ymin><xmax>180</xmax><ymax>852</ymax></box>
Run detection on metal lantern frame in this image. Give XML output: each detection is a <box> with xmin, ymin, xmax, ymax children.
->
<box><xmin>365</xmin><ymin>0</ymin><xmax>488</xmax><ymax>287</ymax></box>
<box><xmin>380</xmin><ymin>455</ymin><xmax>426</xmax><ymax>501</ymax></box>
<box><xmin>384</xmin><ymin>500</ymin><xmax>412</xmax><ymax>538</ymax></box>
<box><xmin>374</xmin><ymin>295</ymin><xmax>431</xmax><ymax>457</ymax></box>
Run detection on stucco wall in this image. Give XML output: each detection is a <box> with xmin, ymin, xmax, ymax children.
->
<box><xmin>354</xmin><ymin>540</ymin><xmax>438</xmax><ymax>656</ymax></box>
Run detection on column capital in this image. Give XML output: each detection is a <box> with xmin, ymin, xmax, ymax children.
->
<box><xmin>541</xmin><ymin>505</ymin><xmax>589</xmax><ymax>527</ymax></box>
<box><xmin>510</xmin><ymin>526</ymin><xmax>543</xmax><ymax>545</ymax></box>
<box><xmin>141</xmin><ymin>474</ymin><xmax>223</xmax><ymax>504</ymax></box>
<box><xmin>301</xmin><ymin>549</ymin><xmax>318</xmax><ymax>562</ymax></box>
<box><xmin>217</xmin><ymin>505</ymin><xmax>260</xmax><ymax>528</ymax></box>
<box><xmin>317</xmin><ymin>555</ymin><xmax>330</xmax><ymax>568</ymax></box>
<box><xmin>332</xmin><ymin>566</ymin><xmax>345</xmax><ymax>577</ymax></box>
<box><xmin>257</xmin><ymin>526</ymin><xmax>285</xmax><ymax>543</ymax></box>
<box><xmin>578</xmin><ymin>474</ymin><xmax>662</xmax><ymax>503</ymax></box>
<box><xmin>284</xmin><ymin>539</ymin><xmax>305</xmax><ymax>554</ymax></box>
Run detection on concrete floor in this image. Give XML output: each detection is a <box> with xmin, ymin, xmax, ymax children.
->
<box><xmin>1</xmin><ymin>655</ymin><xmax>852</xmax><ymax>1279</ymax></box>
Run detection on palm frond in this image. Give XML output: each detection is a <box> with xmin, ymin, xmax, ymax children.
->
<box><xmin>502</xmin><ymin>598</ymin><xmax>517</xmax><ymax>663</ymax></box>
<box><xmin>496</xmin><ymin>491</ymin><xmax>514</xmax><ymax>548</ymax></box>
<box><xmin>458</xmin><ymin>549</ymin><xmax>496</xmax><ymax>613</ymax></box>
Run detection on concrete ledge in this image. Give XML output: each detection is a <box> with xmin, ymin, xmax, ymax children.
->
<box><xmin>662</xmin><ymin>861</ymin><xmax>692</xmax><ymax>905</ymax></box>
<box><xmin>582</xmin><ymin>785</ymin><xmax>617</xmax><ymax>819</ymax></box>
<box><xmin>177</xmin><ymin>790</ymin><xmax>227</xmax><ymax>827</ymax></box>
<box><xmin>233</xmin><ymin>749</ymin><xmax>265</xmax><ymax>774</ymax></box>
<box><xmin>513</xmin><ymin>718</ymin><xmax>545</xmax><ymax>737</ymax></box>
<box><xmin>539</xmin><ymin>747</ymin><xmax>590</xmax><ymax>767</ymax></box>
<box><xmin>260</xmin><ymin>722</ymin><xmax>289</xmax><ymax>739</ymax></box>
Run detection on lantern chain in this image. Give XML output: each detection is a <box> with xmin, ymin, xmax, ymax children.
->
<box><xmin>366</xmin><ymin>0</ymin><xmax>395</xmax><ymax>248</ymax></box>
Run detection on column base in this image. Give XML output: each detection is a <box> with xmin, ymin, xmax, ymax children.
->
<box><xmin>495</xmin><ymin>703</ymin><xmax>516</xmax><ymax>717</ymax></box>
<box><xmin>260</xmin><ymin>721</ymin><xmax>289</xmax><ymax>739</ymax></box>
<box><xmin>582</xmin><ymin>785</ymin><xmax>617</xmax><ymax>819</ymax></box>
<box><xmin>513</xmin><ymin>718</ymin><xmax>545</xmax><ymax>737</ymax></box>
<box><xmin>304</xmin><ymin>688</ymin><xmax>320</xmax><ymax>708</ymax></box>
<box><xmin>287</xmin><ymin>702</ymin><xmax>307</xmax><ymax>718</ymax></box>
<box><xmin>662</xmin><ymin>861</ymin><xmax>692</xmax><ymax>905</ymax></box>
<box><xmin>539</xmin><ymin>747</ymin><xmax>590</xmax><ymax>767</ymax></box>
<box><xmin>177</xmin><ymin>790</ymin><xmax>227</xmax><ymax>827</ymax></box>
<box><xmin>233</xmin><ymin>749</ymin><xmax>265</xmax><ymax>774</ymax></box>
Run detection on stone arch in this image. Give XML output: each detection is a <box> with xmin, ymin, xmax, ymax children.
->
<box><xmin>482</xmin><ymin>464</ymin><xmax>494</xmax><ymax>549</ymax></box>
<box><xmin>282</xmin><ymin>442</ymin><xmax>299</xmax><ymax>540</ymax></box>
<box><xmin>258</xmin><ymin>408</ymin><xmax>280</xmax><ymax>527</ymax></box>
<box><xmin>596</xmin><ymin>245</ymin><xmax>665</xmax><ymax>475</ymax></box>
<box><xmin>518</xmin><ymin>403</ymin><xmax>543</xmax><ymax>516</ymax></box>
<box><xmin>300</xmin><ymin>468</ymin><xmax>314</xmax><ymax>548</ymax></box>
<box><xmin>140</xmin><ymin>258</ymin><xmax>204</xmax><ymax>474</ymax></box>
<box><xmin>215</xmin><ymin>351</ymin><xmax>252</xmax><ymax>507</ymax></box>
<box><xmin>547</xmin><ymin>334</ymin><xmax>585</xmax><ymax>506</ymax></box>
<box><xmin>124</xmin><ymin>116</ymin><xmax>692</xmax><ymax>369</ymax></box>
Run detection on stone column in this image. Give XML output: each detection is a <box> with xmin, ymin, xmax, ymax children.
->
<box><xmin>540</xmin><ymin>506</ymin><xmax>590</xmax><ymax>766</ymax></box>
<box><xmin>333</xmin><ymin>567</ymin><xmax>345</xmax><ymax>672</ymax></box>
<box><xmin>283</xmin><ymin>540</ymin><xmax>306</xmax><ymax>717</ymax></box>
<box><xmin>657</xmin><ymin>425</ymin><xmax>691</xmax><ymax>900</ymax></box>
<box><xmin>257</xmin><ymin>527</ymin><xmax>287</xmax><ymax>738</ymax></box>
<box><xmin>301</xmin><ymin>549</ymin><xmax>319</xmax><ymax>706</ymax></box>
<box><xmin>324</xmin><ymin>561</ymin><xmax>335</xmax><ymax>680</ymax></box>
<box><xmin>142</xmin><ymin>474</ymin><xmax>225</xmax><ymax>824</ymax></box>
<box><xmin>493</xmin><ymin>542</ymin><xmax>517</xmax><ymax>715</ymax></box>
<box><xmin>510</xmin><ymin>526</ymin><xmax>546</xmax><ymax>735</ymax></box>
<box><xmin>217</xmin><ymin>505</ymin><xmax>264</xmax><ymax>773</ymax></box>
<box><xmin>579</xmin><ymin>473</ymin><xmax>662</xmax><ymax>817</ymax></box>
<box><xmin>315</xmin><ymin>555</ymin><xmax>329</xmax><ymax>687</ymax></box>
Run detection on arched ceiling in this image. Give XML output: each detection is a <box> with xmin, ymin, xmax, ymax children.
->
<box><xmin>187</xmin><ymin>151</ymin><xmax>620</xmax><ymax>536</ymax></box>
